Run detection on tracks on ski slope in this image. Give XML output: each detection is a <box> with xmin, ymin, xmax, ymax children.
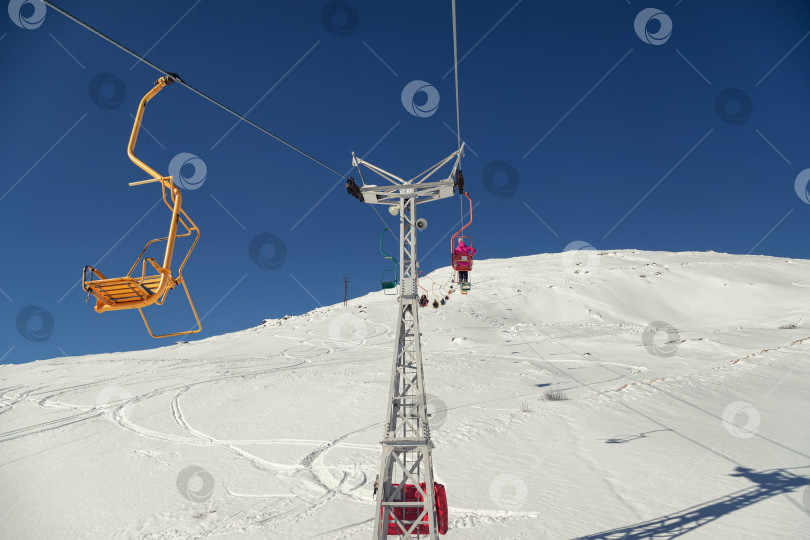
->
<box><xmin>0</xmin><ymin>328</ymin><xmax>393</xmax><ymax>447</ymax></box>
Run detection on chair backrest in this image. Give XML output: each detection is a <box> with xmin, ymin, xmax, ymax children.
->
<box><xmin>126</xmin><ymin>76</ymin><xmax>187</xmax><ymax>277</ymax></box>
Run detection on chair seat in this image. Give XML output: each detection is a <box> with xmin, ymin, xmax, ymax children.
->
<box><xmin>85</xmin><ymin>275</ymin><xmax>164</xmax><ymax>306</ymax></box>
<box><xmin>381</xmin><ymin>281</ymin><xmax>397</xmax><ymax>290</ymax></box>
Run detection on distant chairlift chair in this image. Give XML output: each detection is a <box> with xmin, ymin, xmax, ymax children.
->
<box><xmin>417</xmin><ymin>271</ymin><xmax>430</xmax><ymax>308</ymax></box>
<box><xmin>451</xmin><ymin>191</ymin><xmax>474</xmax><ymax>294</ymax></box>
<box><xmin>380</xmin><ymin>228</ymin><xmax>398</xmax><ymax>294</ymax></box>
<box><xmin>82</xmin><ymin>75</ymin><xmax>201</xmax><ymax>338</ymax></box>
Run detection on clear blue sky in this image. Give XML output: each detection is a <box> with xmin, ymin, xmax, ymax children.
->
<box><xmin>2</xmin><ymin>0</ymin><xmax>809</xmax><ymax>364</ymax></box>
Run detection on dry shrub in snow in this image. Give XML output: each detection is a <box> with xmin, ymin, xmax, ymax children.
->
<box><xmin>543</xmin><ymin>389</ymin><xmax>569</xmax><ymax>401</ymax></box>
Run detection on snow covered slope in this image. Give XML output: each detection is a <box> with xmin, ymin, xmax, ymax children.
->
<box><xmin>1</xmin><ymin>250</ymin><xmax>809</xmax><ymax>539</ymax></box>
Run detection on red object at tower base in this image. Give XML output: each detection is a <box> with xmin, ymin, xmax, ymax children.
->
<box><xmin>382</xmin><ymin>482</ymin><xmax>448</xmax><ymax>535</ymax></box>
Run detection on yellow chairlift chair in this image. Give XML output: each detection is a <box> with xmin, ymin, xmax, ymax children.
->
<box><xmin>82</xmin><ymin>75</ymin><xmax>201</xmax><ymax>338</ymax></box>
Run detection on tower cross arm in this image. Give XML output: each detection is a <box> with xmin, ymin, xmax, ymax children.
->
<box><xmin>360</xmin><ymin>180</ymin><xmax>454</xmax><ymax>205</ymax></box>
<box><xmin>352</xmin><ymin>146</ymin><xmax>462</xmax><ymax>206</ymax></box>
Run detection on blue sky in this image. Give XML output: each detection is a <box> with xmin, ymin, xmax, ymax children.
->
<box><xmin>2</xmin><ymin>0</ymin><xmax>809</xmax><ymax>364</ymax></box>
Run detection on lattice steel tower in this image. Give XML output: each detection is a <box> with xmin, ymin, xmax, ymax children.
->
<box><xmin>349</xmin><ymin>146</ymin><xmax>463</xmax><ymax>539</ymax></box>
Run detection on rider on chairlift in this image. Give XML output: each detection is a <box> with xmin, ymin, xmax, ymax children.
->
<box><xmin>453</xmin><ymin>238</ymin><xmax>476</xmax><ymax>284</ymax></box>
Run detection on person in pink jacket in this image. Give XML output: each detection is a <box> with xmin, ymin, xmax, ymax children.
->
<box><xmin>454</xmin><ymin>238</ymin><xmax>476</xmax><ymax>283</ymax></box>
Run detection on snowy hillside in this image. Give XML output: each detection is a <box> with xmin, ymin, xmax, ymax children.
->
<box><xmin>1</xmin><ymin>250</ymin><xmax>809</xmax><ymax>539</ymax></box>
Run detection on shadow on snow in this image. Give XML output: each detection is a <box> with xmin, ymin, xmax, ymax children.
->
<box><xmin>575</xmin><ymin>466</ymin><xmax>809</xmax><ymax>539</ymax></box>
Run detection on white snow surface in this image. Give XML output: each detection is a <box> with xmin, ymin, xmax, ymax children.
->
<box><xmin>1</xmin><ymin>250</ymin><xmax>809</xmax><ymax>539</ymax></box>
